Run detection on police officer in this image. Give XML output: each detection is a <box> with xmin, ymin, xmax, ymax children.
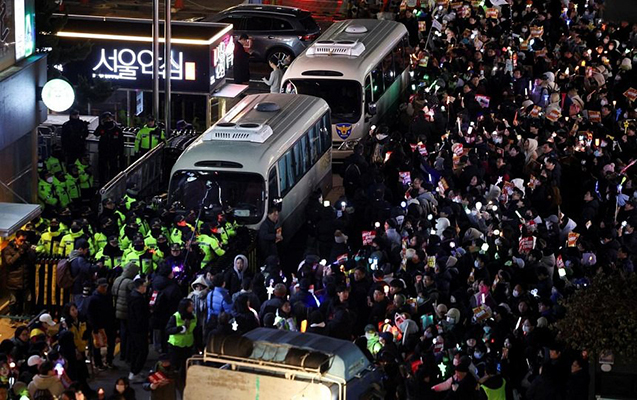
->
<box><xmin>52</xmin><ymin>170</ymin><xmax>71</xmax><ymax>210</ymax></box>
<box><xmin>61</xmin><ymin>109</ymin><xmax>89</xmax><ymax>163</ymax></box>
<box><xmin>64</xmin><ymin>165</ymin><xmax>82</xmax><ymax>207</ymax></box>
<box><xmin>58</xmin><ymin>220</ymin><xmax>89</xmax><ymax>257</ymax></box>
<box><xmin>165</xmin><ymin>298</ymin><xmax>196</xmax><ymax>376</ymax></box>
<box><xmin>134</xmin><ymin>116</ymin><xmax>165</xmax><ymax>156</ymax></box>
<box><xmin>95</xmin><ymin>236</ymin><xmax>124</xmax><ymax>271</ymax></box>
<box><xmin>122</xmin><ymin>236</ymin><xmax>155</xmax><ymax>275</ymax></box>
<box><xmin>197</xmin><ymin>223</ymin><xmax>225</xmax><ymax>268</ymax></box>
<box><xmin>74</xmin><ymin>155</ymin><xmax>94</xmax><ymax>200</ymax></box>
<box><xmin>38</xmin><ymin>171</ymin><xmax>58</xmax><ymax>211</ymax></box>
<box><xmin>95</xmin><ymin>112</ymin><xmax>124</xmax><ymax>184</ymax></box>
<box><xmin>36</xmin><ymin>218</ymin><xmax>65</xmax><ymax>256</ymax></box>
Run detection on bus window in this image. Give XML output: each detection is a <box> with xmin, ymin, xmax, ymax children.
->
<box><xmin>278</xmin><ymin>151</ymin><xmax>294</xmax><ymax>196</ymax></box>
<box><xmin>364</xmin><ymin>75</ymin><xmax>373</xmax><ymax>105</ymax></box>
<box><xmin>319</xmin><ymin>113</ymin><xmax>331</xmax><ymax>153</ymax></box>
<box><xmin>268</xmin><ymin>167</ymin><xmax>279</xmax><ymax>200</ymax></box>
<box><xmin>285</xmin><ymin>79</ymin><xmax>362</xmax><ymax>124</ymax></box>
<box><xmin>402</xmin><ymin>35</ymin><xmax>410</xmax><ymax>68</ymax></box>
<box><xmin>395</xmin><ymin>40</ymin><xmax>406</xmax><ymax>71</ymax></box>
<box><xmin>293</xmin><ymin>140</ymin><xmax>304</xmax><ymax>179</ymax></box>
<box><xmin>308</xmin><ymin>125</ymin><xmax>319</xmax><ymax>164</ymax></box>
<box><xmin>382</xmin><ymin>52</ymin><xmax>395</xmax><ymax>89</ymax></box>
<box><xmin>299</xmin><ymin>135</ymin><xmax>310</xmax><ymax>173</ymax></box>
<box><xmin>371</xmin><ymin>65</ymin><xmax>384</xmax><ymax>100</ymax></box>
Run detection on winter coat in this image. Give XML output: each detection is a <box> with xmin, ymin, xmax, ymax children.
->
<box><xmin>150</xmin><ymin>275</ymin><xmax>182</xmax><ymax>330</ymax></box>
<box><xmin>69</xmin><ymin>250</ymin><xmax>101</xmax><ymax>295</ymax></box>
<box><xmin>112</xmin><ymin>263</ymin><xmax>139</xmax><ymax>320</ymax></box>
<box><xmin>2</xmin><ymin>240</ymin><xmax>36</xmax><ymax>290</ymax></box>
<box><xmin>206</xmin><ymin>287</ymin><xmax>233</xmax><ymax>323</ymax></box>
<box><xmin>87</xmin><ymin>290</ymin><xmax>116</xmax><ymax>332</ymax></box>
<box><xmin>28</xmin><ymin>374</ymin><xmax>64</xmax><ymax>399</ymax></box>
<box><xmin>257</xmin><ymin>217</ymin><xmax>278</xmax><ymax>259</ymax></box>
<box><xmin>128</xmin><ymin>289</ymin><xmax>150</xmax><ymax>335</ymax></box>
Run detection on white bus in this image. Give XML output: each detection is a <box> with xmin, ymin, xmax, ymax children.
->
<box><xmin>168</xmin><ymin>93</ymin><xmax>332</xmax><ymax>236</ymax></box>
<box><xmin>281</xmin><ymin>19</ymin><xmax>410</xmax><ymax>160</ymax></box>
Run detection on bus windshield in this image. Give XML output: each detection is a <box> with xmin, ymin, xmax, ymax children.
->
<box><xmin>286</xmin><ymin>79</ymin><xmax>361</xmax><ymax>123</ymax></box>
<box><xmin>169</xmin><ymin>170</ymin><xmax>265</xmax><ymax>225</ymax></box>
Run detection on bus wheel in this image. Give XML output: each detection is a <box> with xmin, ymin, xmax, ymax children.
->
<box><xmin>268</xmin><ymin>48</ymin><xmax>293</xmax><ymax>68</ymax></box>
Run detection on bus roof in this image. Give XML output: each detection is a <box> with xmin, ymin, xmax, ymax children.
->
<box><xmin>171</xmin><ymin>93</ymin><xmax>329</xmax><ymax>175</ymax></box>
<box><xmin>243</xmin><ymin>328</ymin><xmax>371</xmax><ymax>382</ymax></box>
<box><xmin>283</xmin><ymin>19</ymin><xmax>407</xmax><ymax>81</ymax></box>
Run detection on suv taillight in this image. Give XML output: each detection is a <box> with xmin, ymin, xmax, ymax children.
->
<box><xmin>299</xmin><ymin>33</ymin><xmax>318</xmax><ymax>41</ymax></box>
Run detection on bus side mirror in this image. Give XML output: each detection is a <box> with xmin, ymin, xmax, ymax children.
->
<box><xmin>367</xmin><ymin>102</ymin><xmax>377</xmax><ymax>116</ymax></box>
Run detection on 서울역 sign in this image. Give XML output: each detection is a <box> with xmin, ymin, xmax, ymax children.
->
<box><xmin>57</xmin><ymin>16</ymin><xmax>233</xmax><ymax>94</ymax></box>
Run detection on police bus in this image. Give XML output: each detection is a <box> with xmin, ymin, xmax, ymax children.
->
<box><xmin>281</xmin><ymin>19</ymin><xmax>410</xmax><ymax>160</ymax></box>
<box><xmin>168</xmin><ymin>93</ymin><xmax>332</xmax><ymax>236</ymax></box>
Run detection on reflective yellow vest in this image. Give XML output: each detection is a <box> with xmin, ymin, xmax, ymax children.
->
<box><xmin>167</xmin><ymin>312</ymin><xmax>196</xmax><ymax>348</ymax></box>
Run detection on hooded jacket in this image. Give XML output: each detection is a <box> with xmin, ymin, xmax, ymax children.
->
<box><xmin>28</xmin><ymin>374</ymin><xmax>65</xmax><ymax>399</ymax></box>
<box><xmin>112</xmin><ymin>263</ymin><xmax>140</xmax><ymax>320</ymax></box>
<box><xmin>224</xmin><ymin>254</ymin><xmax>248</xmax><ymax>295</ymax></box>
<box><xmin>187</xmin><ymin>275</ymin><xmax>210</xmax><ymax>327</ymax></box>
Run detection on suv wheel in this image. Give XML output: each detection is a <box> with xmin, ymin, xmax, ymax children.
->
<box><xmin>268</xmin><ymin>48</ymin><xmax>293</xmax><ymax>68</ymax></box>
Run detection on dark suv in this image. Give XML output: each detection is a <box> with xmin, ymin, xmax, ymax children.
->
<box><xmin>208</xmin><ymin>5</ymin><xmax>320</xmax><ymax>67</ymax></box>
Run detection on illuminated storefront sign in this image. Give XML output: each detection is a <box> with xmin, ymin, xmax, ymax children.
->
<box><xmin>0</xmin><ymin>0</ymin><xmax>35</xmax><ymax>72</ymax></box>
<box><xmin>92</xmin><ymin>48</ymin><xmax>196</xmax><ymax>82</ymax></box>
<box><xmin>57</xmin><ymin>17</ymin><xmax>233</xmax><ymax>95</ymax></box>
<box><xmin>42</xmin><ymin>78</ymin><xmax>76</xmax><ymax>112</ymax></box>
<box><xmin>210</xmin><ymin>34</ymin><xmax>234</xmax><ymax>87</ymax></box>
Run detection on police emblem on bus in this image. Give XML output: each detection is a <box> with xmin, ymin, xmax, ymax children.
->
<box><xmin>335</xmin><ymin>124</ymin><xmax>352</xmax><ymax>139</ymax></box>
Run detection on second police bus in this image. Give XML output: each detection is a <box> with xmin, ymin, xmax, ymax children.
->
<box><xmin>281</xmin><ymin>19</ymin><xmax>410</xmax><ymax>160</ymax></box>
<box><xmin>168</xmin><ymin>93</ymin><xmax>332</xmax><ymax>237</ymax></box>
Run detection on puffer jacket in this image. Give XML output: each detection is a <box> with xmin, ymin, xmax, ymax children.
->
<box><xmin>206</xmin><ymin>286</ymin><xmax>233</xmax><ymax>323</ymax></box>
<box><xmin>112</xmin><ymin>262</ymin><xmax>139</xmax><ymax>320</ymax></box>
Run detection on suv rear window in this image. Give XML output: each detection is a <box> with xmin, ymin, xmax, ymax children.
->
<box><xmin>271</xmin><ymin>18</ymin><xmax>293</xmax><ymax>31</ymax></box>
<box><xmin>244</xmin><ymin>16</ymin><xmax>272</xmax><ymax>31</ymax></box>
<box><xmin>299</xmin><ymin>15</ymin><xmax>320</xmax><ymax>32</ymax></box>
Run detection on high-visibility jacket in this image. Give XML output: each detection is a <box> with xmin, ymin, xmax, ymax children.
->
<box><xmin>52</xmin><ymin>177</ymin><xmax>71</xmax><ymax>209</ymax></box>
<box><xmin>122</xmin><ymin>248</ymin><xmax>155</xmax><ymax>274</ymax></box>
<box><xmin>167</xmin><ymin>312</ymin><xmax>196</xmax><ymax>348</ymax></box>
<box><xmin>58</xmin><ymin>229</ymin><xmax>86</xmax><ymax>257</ymax></box>
<box><xmin>198</xmin><ymin>234</ymin><xmax>225</xmax><ymax>265</ymax></box>
<box><xmin>93</xmin><ymin>232</ymin><xmax>108</xmax><ymax>254</ymax></box>
<box><xmin>64</xmin><ymin>173</ymin><xmax>81</xmax><ymax>200</ymax></box>
<box><xmin>36</xmin><ymin>228</ymin><xmax>65</xmax><ymax>256</ymax></box>
<box><xmin>94</xmin><ymin>247</ymin><xmax>124</xmax><ymax>270</ymax></box>
<box><xmin>122</xmin><ymin>194</ymin><xmax>136</xmax><ymax>211</ymax></box>
<box><xmin>38</xmin><ymin>179</ymin><xmax>58</xmax><ymax>208</ymax></box>
<box><xmin>135</xmin><ymin>125</ymin><xmax>165</xmax><ymax>153</ymax></box>
<box><xmin>480</xmin><ymin>379</ymin><xmax>506</xmax><ymax>400</ymax></box>
<box><xmin>45</xmin><ymin>156</ymin><xmax>64</xmax><ymax>175</ymax></box>
<box><xmin>74</xmin><ymin>159</ymin><xmax>94</xmax><ymax>189</ymax></box>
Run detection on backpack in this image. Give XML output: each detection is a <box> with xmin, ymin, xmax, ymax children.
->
<box><xmin>56</xmin><ymin>259</ymin><xmax>76</xmax><ymax>289</ymax></box>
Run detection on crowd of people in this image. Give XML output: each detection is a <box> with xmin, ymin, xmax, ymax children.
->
<box><xmin>3</xmin><ymin>0</ymin><xmax>637</xmax><ymax>399</ymax></box>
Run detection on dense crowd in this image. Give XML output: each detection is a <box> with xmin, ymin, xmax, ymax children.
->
<box><xmin>2</xmin><ymin>0</ymin><xmax>637</xmax><ymax>399</ymax></box>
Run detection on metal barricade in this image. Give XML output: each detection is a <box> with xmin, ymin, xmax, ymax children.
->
<box><xmin>33</xmin><ymin>257</ymin><xmax>70</xmax><ymax>311</ymax></box>
<box><xmin>98</xmin><ymin>142</ymin><xmax>166</xmax><ymax>206</ymax></box>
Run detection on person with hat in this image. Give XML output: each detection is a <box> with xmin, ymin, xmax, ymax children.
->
<box><xmin>87</xmin><ymin>278</ymin><xmax>117</xmax><ymax>370</ymax></box>
<box><xmin>134</xmin><ymin>115</ymin><xmax>165</xmax><ymax>156</ymax></box>
<box><xmin>121</xmin><ymin>237</ymin><xmax>156</xmax><ymax>275</ymax></box>
<box><xmin>196</xmin><ymin>222</ymin><xmax>225</xmax><ymax>269</ymax></box>
<box><xmin>36</xmin><ymin>218</ymin><xmax>65</xmax><ymax>256</ymax></box>
<box><xmin>74</xmin><ymin>155</ymin><xmax>95</xmax><ymax>201</ymax></box>
<box><xmin>95</xmin><ymin>112</ymin><xmax>124</xmax><ymax>184</ymax></box>
<box><xmin>58</xmin><ymin>220</ymin><xmax>89</xmax><ymax>258</ymax></box>
<box><xmin>38</xmin><ymin>170</ymin><xmax>59</xmax><ymax>212</ymax></box>
<box><xmin>69</xmin><ymin>237</ymin><xmax>104</xmax><ymax>303</ymax></box>
<box><xmin>61</xmin><ymin>110</ymin><xmax>89</xmax><ymax>164</ymax></box>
